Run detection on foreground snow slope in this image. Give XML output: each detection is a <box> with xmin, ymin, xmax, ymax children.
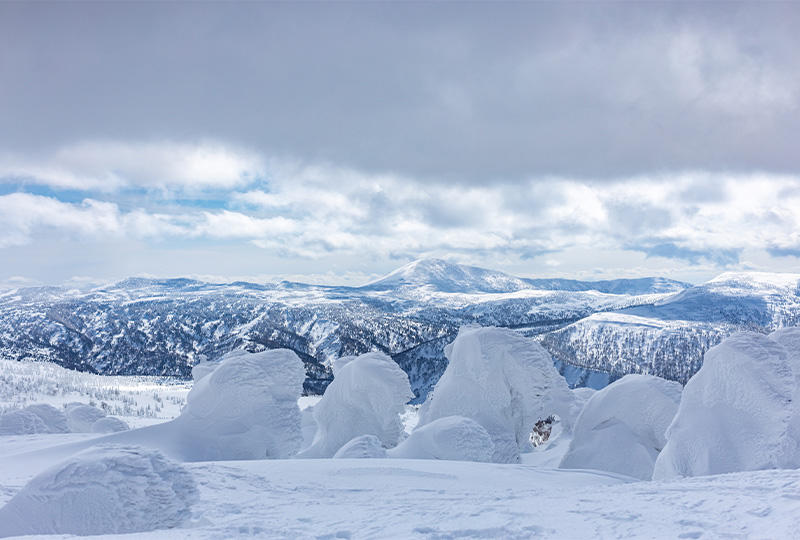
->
<box><xmin>2</xmin><ymin>445</ymin><xmax>799</xmax><ymax>540</ymax></box>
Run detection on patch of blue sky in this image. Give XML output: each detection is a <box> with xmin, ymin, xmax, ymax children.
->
<box><xmin>0</xmin><ymin>182</ymin><xmax>88</xmax><ymax>204</ymax></box>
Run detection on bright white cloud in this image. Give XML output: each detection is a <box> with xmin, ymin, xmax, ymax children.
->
<box><xmin>3</xmin><ymin>163</ymin><xmax>800</xmax><ymax>282</ymax></box>
<box><xmin>0</xmin><ymin>141</ymin><xmax>265</xmax><ymax>192</ymax></box>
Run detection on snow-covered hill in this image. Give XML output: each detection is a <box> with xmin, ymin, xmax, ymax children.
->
<box><xmin>3</xmin><ymin>261</ymin><xmax>799</xmax><ymax>397</ymax></box>
<box><xmin>0</xmin><ymin>260</ymin><xmax>689</xmax><ymax>399</ymax></box>
<box><xmin>542</xmin><ymin>271</ymin><xmax>800</xmax><ymax>383</ymax></box>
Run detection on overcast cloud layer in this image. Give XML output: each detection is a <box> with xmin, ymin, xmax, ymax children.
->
<box><xmin>1</xmin><ymin>2</ymin><xmax>800</xmax><ymax>286</ymax></box>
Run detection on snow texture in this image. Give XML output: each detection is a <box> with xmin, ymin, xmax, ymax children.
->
<box><xmin>175</xmin><ymin>348</ymin><xmax>305</xmax><ymax>461</ymax></box>
<box><xmin>91</xmin><ymin>416</ymin><xmax>130</xmax><ymax>434</ymax></box>
<box><xmin>417</xmin><ymin>326</ymin><xmax>575</xmax><ymax>463</ymax></box>
<box><xmin>389</xmin><ymin>415</ymin><xmax>494</xmax><ymax>462</ymax></box>
<box><xmin>0</xmin><ymin>444</ymin><xmax>197</xmax><ymax>537</ymax></box>
<box><xmin>298</xmin><ymin>352</ymin><xmax>413</xmax><ymax>458</ymax></box>
<box><xmin>654</xmin><ymin>329</ymin><xmax>800</xmax><ymax>479</ymax></box>
<box><xmin>26</xmin><ymin>403</ymin><xmax>71</xmax><ymax>434</ymax></box>
<box><xmin>0</xmin><ymin>408</ymin><xmax>47</xmax><ymax>436</ymax></box>
<box><xmin>190</xmin><ymin>360</ymin><xmax>218</xmax><ymax>382</ymax></box>
<box><xmin>333</xmin><ymin>435</ymin><xmax>388</xmax><ymax>459</ymax></box>
<box><xmin>66</xmin><ymin>403</ymin><xmax>107</xmax><ymax>433</ymax></box>
<box><xmin>560</xmin><ymin>374</ymin><xmax>682</xmax><ymax>480</ymax></box>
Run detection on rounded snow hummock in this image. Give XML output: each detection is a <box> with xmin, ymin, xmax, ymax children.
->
<box><xmin>333</xmin><ymin>435</ymin><xmax>388</xmax><ymax>459</ymax></box>
<box><xmin>0</xmin><ymin>409</ymin><xmax>47</xmax><ymax>436</ymax></box>
<box><xmin>0</xmin><ymin>444</ymin><xmax>198</xmax><ymax>537</ymax></box>
<box><xmin>389</xmin><ymin>415</ymin><xmax>495</xmax><ymax>462</ymax></box>
<box><xmin>91</xmin><ymin>416</ymin><xmax>130</xmax><ymax>434</ymax></box>
<box><xmin>559</xmin><ymin>374</ymin><xmax>682</xmax><ymax>480</ymax></box>
<box><xmin>65</xmin><ymin>403</ymin><xmax>107</xmax><ymax>433</ymax></box>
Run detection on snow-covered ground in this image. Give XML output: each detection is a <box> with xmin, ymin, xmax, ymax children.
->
<box><xmin>2</xmin><ymin>351</ymin><xmax>800</xmax><ymax>539</ymax></box>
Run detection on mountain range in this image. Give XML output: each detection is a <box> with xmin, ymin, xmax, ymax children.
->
<box><xmin>1</xmin><ymin>259</ymin><xmax>798</xmax><ymax>401</ymax></box>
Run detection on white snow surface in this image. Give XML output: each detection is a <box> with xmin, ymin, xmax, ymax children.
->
<box><xmin>1</xmin><ymin>356</ymin><xmax>800</xmax><ymax>539</ymax></box>
<box><xmin>299</xmin><ymin>352</ymin><xmax>413</xmax><ymax>458</ymax></box>
<box><xmin>388</xmin><ymin>415</ymin><xmax>494</xmax><ymax>462</ymax></box>
<box><xmin>560</xmin><ymin>374</ymin><xmax>682</xmax><ymax>480</ymax></box>
<box><xmin>654</xmin><ymin>329</ymin><xmax>800</xmax><ymax>479</ymax></box>
<box><xmin>418</xmin><ymin>326</ymin><xmax>575</xmax><ymax>463</ymax></box>
<box><xmin>0</xmin><ymin>444</ymin><xmax>197</xmax><ymax>537</ymax></box>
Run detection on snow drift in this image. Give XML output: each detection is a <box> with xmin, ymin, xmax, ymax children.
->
<box><xmin>417</xmin><ymin>326</ymin><xmax>575</xmax><ymax>463</ymax></box>
<box><xmin>0</xmin><ymin>444</ymin><xmax>197</xmax><ymax>537</ymax></box>
<box><xmin>299</xmin><ymin>352</ymin><xmax>413</xmax><ymax>458</ymax></box>
<box><xmin>559</xmin><ymin>374</ymin><xmax>682</xmax><ymax>480</ymax></box>
<box><xmin>654</xmin><ymin>329</ymin><xmax>800</xmax><ymax>479</ymax></box>
<box><xmin>389</xmin><ymin>415</ymin><xmax>494</xmax><ymax>462</ymax></box>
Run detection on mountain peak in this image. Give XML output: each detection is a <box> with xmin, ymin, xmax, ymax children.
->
<box><xmin>362</xmin><ymin>259</ymin><xmax>530</xmax><ymax>294</ymax></box>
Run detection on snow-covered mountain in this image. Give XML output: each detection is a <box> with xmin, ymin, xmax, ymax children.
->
<box><xmin>2</xmin><ymin>260</ymin><xmax>797</xmax><ymax>399</ymax></box>
<box><xmin>541</xmin><ymin>271</ymin><xmax>800</xmax><ymax>384</ymax></box>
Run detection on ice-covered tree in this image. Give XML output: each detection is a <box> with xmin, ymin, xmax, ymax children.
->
<box><xmin>416</xmin><ymin>326</ymin><xmax>575</xmax><ymax>463</ymax></box>
<box><xmin>298</xmin><ymin>352</ymin><xmax>413</xmax><ymax>458</ymax></box>
<box><xmin>654</xmin><ymin>329</ymin><xmax>800</xmax><ymax>479</ymax></box>
<box><xmin>559</xmin><ymin>374</ymin><xmax>682</xmax><ymax>480</ymax></box>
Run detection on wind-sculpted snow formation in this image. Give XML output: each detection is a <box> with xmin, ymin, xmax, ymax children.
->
<box><xmin>654</xmin><ymin>329</ymin><xmax>800</xmax><ymax>479</ymax></box>
<box><xmin>174</xmin><ymin>348</ymin><xmax>305</xmax><ymax>461</ymax></box>
<box><xmin>388</xmin><ymin>415</ymin><xmax>495</xmax><ymax>462</ymax></box>
<box><xmin>559</xmin><ymin>374</ymin><xmax>682</xmax><ymax>480</ymax></box>
<box><xmin>0</xmin><ymin>402</ymin><xmax>127</xmax><ymax>436</ymax></box>
<box><xmin>0</xmin><ymin>444</ymin><xmax>197</xmax><ymax>537</ymax></box>
<box><xmin>298</xmin><ymin>352</ymin><xmax>413</xmax><ymax>458</ymax></box>
<box><xmin>417</xmin><ymin>326</ymin><xmax>576</xmax><ymax>463</ymax></box>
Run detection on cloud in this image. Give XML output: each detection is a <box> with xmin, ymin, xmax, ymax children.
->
<box><xmin>3</xmin><ymin>152</ymin><xmax>800</xmax><ymax>284</ymax></box>
<box><xmin>1</xmin><ymin>3</ymin><xmax>800</xmax><ymax>181</ymax></box>
<box><xmin>0</xmin><ymin>141</ymin><xmax>265</xmax><ymax>192</ymax></box>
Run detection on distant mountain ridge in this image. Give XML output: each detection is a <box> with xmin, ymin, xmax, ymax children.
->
<box><xmin>1</xmin><ymin>259</ymin><xmax>798</xmax><ymax>401</ymax></box>
<box><xmin>362</xmin><ymin>258</ymin><xmax>691</xmax><ymax>295</ymax></box>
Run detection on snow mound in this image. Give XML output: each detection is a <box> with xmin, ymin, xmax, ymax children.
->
<box><xmin>333</xmin><ymin>435</ymin><xmax>388</xmax><ymax>459</ymax></box>
<box><xmin>654</xmin><ymin>330</ymin><xmax>800</xmax><ymax>479</ymax></box>
<box><xmin>25</xmin><ymin>403</ymin><xmax>71</xmax><ymax>434</ymax></box>
<box><xmin>65</xmin><ymin>403</ymin><xmax>107</xmax><ymax>433</ymax></box>
<box><xmin>176</xmin><ymin>348</ymin><xmax>306</xmax><ymax>461</ymax></box>
<box><xmin>559</xmin><ymin>374</ymin><xmax>682</xmax><ymax>480</ymax></box>
<box><xmin>388</xmin><ymin>416</ymin><xmax>494</xmax><ymax>462</ymax></box>
<box><xmin>417</xmin><ymin>326</ymin><xmax>575</xmax><ymax>463</ymax></box>
<box><xmin>91</xmin><ymin>416</ymin><xmax>130</xmax><ymax>434</ymax></box>
<box><xmin>0</xmin><ymin>444</ymin><xmax>198</xmax><ymax>537</ymax></box>
<box><xmin>0</xmin><ymin>409</ymin><xmax>47</xmax><ymax>436</ymax></box>
<box><xmin>298</xmin><ymin>352</ymin><xmax>413</xmax><ymax>458</ymax></box>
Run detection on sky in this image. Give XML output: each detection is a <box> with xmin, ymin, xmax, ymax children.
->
<box><xmin>2</xmin><ymin>1</ymin><xmax>800</xmax><ymax>287</ymax></box>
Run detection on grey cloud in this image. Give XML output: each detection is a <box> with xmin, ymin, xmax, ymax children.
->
<box><xmin>2</xmin><ymin>2</ymin><xmax>800</xmax><ymax>182</ymax></box>
<box><xmin>633</xmin><ymin>242</ymin><xmax>741</xmax><ymax>266</ymax></box>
